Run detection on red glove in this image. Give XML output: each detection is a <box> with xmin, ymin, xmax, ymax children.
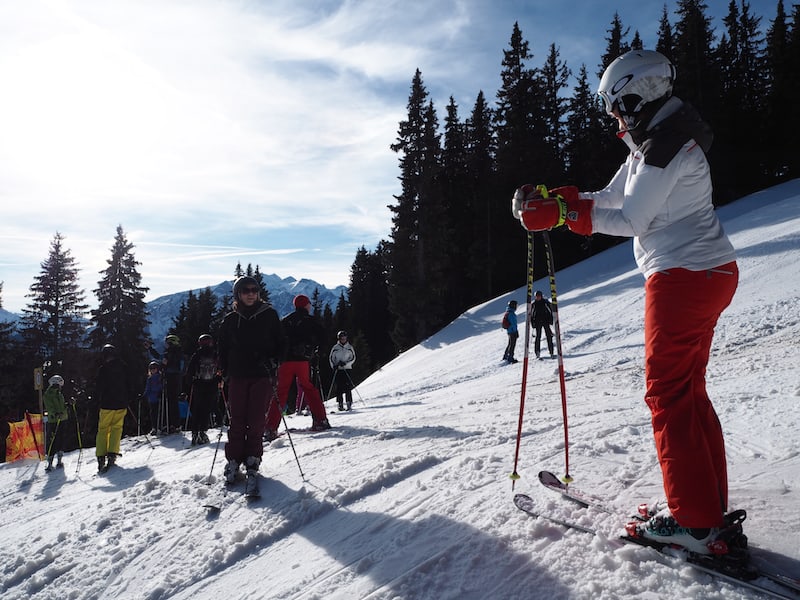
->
<box><xmin>549</xmin><ymin>186</ymin><xmax>594</xmax><ymax>236</ymax></box>
<box><xmin>513</xmin><ymin>184</ymin><xmax>565</xmax><ymax>232</ymax></box>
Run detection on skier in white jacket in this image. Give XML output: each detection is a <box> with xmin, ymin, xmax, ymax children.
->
<box><xmin>329</xmin><ymin>331</ymin><xmax>356</xmax><ymax>411</ymax></box>
<box><xmin>512</xmin><ymin>50</ymin><xmax>739</xmax><ymax>556</ymax></box>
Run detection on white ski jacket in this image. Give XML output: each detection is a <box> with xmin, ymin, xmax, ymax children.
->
<box><xmin>329</xmin><ymin>342</ymin><xmax>356</xmax><ymax>370</ymax></box>
<box><xmin>583</xmin><ymin>96</ymin><xmax>736</xmax><ymax>279</ymax></box>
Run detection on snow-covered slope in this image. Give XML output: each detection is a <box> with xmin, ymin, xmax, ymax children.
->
<box><xmin>2</xmin><ymin>180</ymin><xmax>799</xmax><ymax>600</ymax></box>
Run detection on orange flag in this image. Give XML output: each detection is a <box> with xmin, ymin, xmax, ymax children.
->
<box><xmin>5</xmin><ymin>412</ymin><xmax>43</xmax><ymax>462</ymax></box>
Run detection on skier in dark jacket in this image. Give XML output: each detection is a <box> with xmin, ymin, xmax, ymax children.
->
<box><xmin>185</xmin><ymin>333</ymin><xmax>218</xmax><ymax>445</ymax></box>
<box><xmin>143</xmin><ymin>361</ymin><xmax>163</xmax><ymax>435</ymax></box>
<box><xmin>531</xmin><ymin>291</ymin><xmax>554</xmax><ymax>359</ymax></box>
<box><xmin>267</xmin><ymin>294</ymin><xmax>330</xmax><ymax>435</ymax></box>
<box><xmin>217</xmin><ymin>276</ymin><xmax>283</xmax><ymax>489</ymax></box>
<box><xmin>95</xmin><ymin>344</ymin><xmax>133</xmax><ymax>472</ymax></box>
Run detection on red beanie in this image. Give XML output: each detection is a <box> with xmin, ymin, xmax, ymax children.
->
<box><xmin>293</xmin><ymin>294</ymin><xmax>311</xmax><ymax>310</ymax></box>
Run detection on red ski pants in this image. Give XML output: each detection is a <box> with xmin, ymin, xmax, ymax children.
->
<box><xmin>644</xmin><ymin>261</ymin><xmax>738</xmax><ymax>528</ymax></box>
<box><xmin>267</xmin><ymin>361</ymin><xmax>326</xmax><ymax>430</ymax></box>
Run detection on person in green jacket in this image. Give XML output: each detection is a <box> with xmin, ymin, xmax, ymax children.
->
<box><xmin>43</xmin><ymin>375</ymin><xmax>68</xmax><ymax>471</ymax></box>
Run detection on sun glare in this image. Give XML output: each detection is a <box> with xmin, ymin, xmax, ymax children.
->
<box><xmin>0</xmin><ymin>31</ymin><xmax>171</xmax><ymax>196</ymax></box>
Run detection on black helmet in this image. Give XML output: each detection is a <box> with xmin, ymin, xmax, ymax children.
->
<box><xmin>148</xmin><ymin>361</ymin><xmax>161</xmax><ymax>370</ymax></box>
<box><xmin>102</xmin><ymin>344</ymin><xmax>116</xmax><ymax>358</ymax></box>
<box><xmin>337</xmin><ymin>330</ymin><xmax>348</xmax><ymax>338</ymax></box>
<box><xmin>198</xmin><ymin>333</ymin><xmax>214</xmax><ymax>347</ymax></box>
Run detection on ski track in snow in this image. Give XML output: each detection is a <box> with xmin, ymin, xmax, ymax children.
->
<box><xmin>2</xmin><ymin>180</ymin><xmax>800</xmax><ymax>599</ymax></box>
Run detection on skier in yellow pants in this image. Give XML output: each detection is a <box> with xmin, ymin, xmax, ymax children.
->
<box><xmin>95</xmin><ymin>344</ymin><xmax>132</xmax><ymax>472</ymax></box>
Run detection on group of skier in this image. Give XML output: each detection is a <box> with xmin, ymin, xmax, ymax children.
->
<box><xmin>41</xmin><ymin>279</ymin><xmax>357</xmax><ymax>490</ymax></box>
<box><xmin>41</xmin><ymin>45</ymin><xmax>743</xmax><ymax>558</ymax></box>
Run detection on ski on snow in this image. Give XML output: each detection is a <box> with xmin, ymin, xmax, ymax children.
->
<box><xmin>513</xmin><ymin>471</ymin><xmax>800</xmax><ymax>599</ymax></box>
<box><xmin>203</xmin><ymin>474</ymin><xmax>261</xmax><ymax>512</ymax></box>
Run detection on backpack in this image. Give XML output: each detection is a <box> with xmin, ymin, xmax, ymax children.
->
<box><xmin>502</xmin><ymin>312</ymin><xmax>510</xmax><ymax>330</ymax></box>
<box><xmin>196</xmin><ymin>355</ymin><xmax>217</xmax><ymax>381</ymax></box>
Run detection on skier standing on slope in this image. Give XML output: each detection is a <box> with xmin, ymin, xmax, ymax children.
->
<box><xmin>267</xmin><ymin>294</ymin><xmax>331</xmax><ymax>436</ymax></box>
<box><xmin>329</xmin><ymin>330</ymin><xmax>356</xmax><ymax>411</ymax></box>
<box><xmin>95</xmin><ymin>344</ymin><xmax>133</xmax><ymax>472</ymax></box>
<box><xmin>217</xmin><ymin>276</ymin><xmax>283</xmax><ymax>491</ymax></box>
<box><xmin>184</xmin><ymin>333</ymin><xmax>218</xmax><ymax>445</ymax></box>
<box><xmin>501</xmin><ymin>300</ymin><xmax>519</xmax><ymax>364</ymax></box>
<box><xmin>531</xmin><ymin>291</ymin><xmax>555</xmax><ymax>359</ymax></box>
<box><xmin>512</xmin><ymin>49</ymin><xmax>738</xmax><ymax>555</ymax></box>
<box><xmin>43</xmin><ymin>375</ymin><xmax>68</xmax><ymax>471</ymax></box>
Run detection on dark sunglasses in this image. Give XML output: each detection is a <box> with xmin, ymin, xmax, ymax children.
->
<box><xmin>241</xmin><ymin>286</ymin><xmax>259</xmax><ymax>294</ymax></box>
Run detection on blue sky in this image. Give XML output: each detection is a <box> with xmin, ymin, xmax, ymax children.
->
<box><xmin>0</xmin><ymin>0</ymin><xmax>778</xmax><ymax>313</ymax></box>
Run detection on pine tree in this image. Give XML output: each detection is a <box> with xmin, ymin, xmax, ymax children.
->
<box><xmin>388</xmin><ymin>69</ymin><xmax>444</xmax><ymax>351</ymax></box>
<box><xmin>598</xmin><ymin>12</ymin><xmax>631</xmax><ymax>77</ymax></box>
<box><xmin>714</xmin><ymin>0</ymin><xmax>767</xmax><ymax>199</ymax></box>
<box><xmin>440</xmin><ymin>95</ymin><xmax>473</xmax><ymax>317</ymax></box>
<box><xmin>656</xmin><ymin>4</ymin><xmax>676</xmax><ymax>59</ymax></box>
<box><xmin>564</xmin><ymin>65</ymin><xmax>614</xmax><ymax>190</ymax></box>
<box><xmin>764</xmin><ymin>0</ymin><xmax>796</xmax><ymax>178</ymax></box>
<box><xmin>672</xmin><ymin>0</ymin><xmax>719</xmax><ymax>114</ymax></box>
<box><xmin>89</xmin><ymin>225</ymin><xmax>151</xmax><ymax>381</ymax></box>
<box><xmin>348</xmin><ymin>243</ymin><xmax>395</xmax><ymax>370</ymax></box>
<box><xmin>21</xmin><ymin>232</ymin><xmax>89</xmax><ymax>369</ymax></box>
<box><xmin>463</xmin><ymin>90</ymin><xmax>496</xmax><ymax>300</ymax></box>
<box><xmin>171</xmin><ymin>287</ymin><xmax>218</xmax><ymax>355</ymax></box>
<box><xmin>0</xmin><ymin>282</ymin><xmax>25</xmax><ymax>421</ymax></box>
<box><xmin>540</xmin><ymin>43</ymin><xmax>571</xmax><ymax>159</ymax></box>
<box><xmin>494</xmin><ymin>22</ymin><xmax>549</xmax><ymax>293</ymax></box>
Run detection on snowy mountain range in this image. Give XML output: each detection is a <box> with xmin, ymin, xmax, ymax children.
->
<box><xmin>0</xmin><ymin>275</ymin><xmax>347</xmax><ymax>344</ymax></box>
<box><xmin>1</xmin><ymin>179</ymin><xmax>799</xmax><ymax>599</ymax></box>
<box><xmin>145</xmin><ymin>274</ymin><xmax>347</xmax><ymax>343</ymax></box>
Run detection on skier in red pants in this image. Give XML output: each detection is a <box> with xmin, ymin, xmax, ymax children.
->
<box><xmin>266</xmin><ymin>294</ymin><xmax>330</xmax><ymax>436</ymax></box>
<box><xmin>512</xmin><ymin>49</ymin><xmax>738</xmax><ymax>555</ymax></box>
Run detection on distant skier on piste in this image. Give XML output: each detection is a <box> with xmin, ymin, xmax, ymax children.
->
<box><xmin>329</xmin><ymin>330</ymin><xmax>356</xmax><ymax>411</ymax></box>
<box><xmin>501</xmin><ymin>300</ymin><xmax>519</xmax><ymax>364</ymax></box>
<box><xmin>512</xmin><ymin>49</ymin><xmax>739</xmax><ymax>555</ymax></box>
<box><xmin>43</xmin><ymin>375</ymin><xmax>68</xmax><ymax>471</ymax></box>
<box><xmin>217</xmin><ymin>276</ymin><xmax>284</xmax><ymax>496</ymax></box>
<box><xmin>531</xmin><ymin>291</ymin><xmax>554</xmax><ymax>359</ymax></box>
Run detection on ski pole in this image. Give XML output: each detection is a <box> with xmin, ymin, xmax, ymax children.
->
<box><xmin>208</xmin><ymin>384</ymin><xmax>231</xmax><ymax>484</ymax></box>
<box><xmin>46</xmin><ymin>418</ymin><xmax>61</xmax><ymax>459</ymax></box>
<box><xmin>126</xmin><ymin>406</ymin><xmax>155</xmax><ymax>449</ymax></box>
<box><xmin>542</xmin><ymin>229</ymin><xmax>573</xmax><ymax>484</ymax></box>
<box><xmin>343</xmin><ymin>370</ymin><xmax>366</xmax><ymax>407</ymax></box>
<box><xmin>510</xmin><ymin>230</ymin><xmax>534</xmax><ymax>489</ymax></box>
<box><xmin>269</xmin><ymin>375</ymin><xmax>305</xmax><ymax>480</ymax></box>
<box><xmin>325</xmin><ymin>370</ymin><xmax>337</xmax><ymax>405</ymax></box>
<box><xmin>183</xmin><ymin>387</ymin><xmax>194</xmax><ymax>447</ymax></box>
<box><xmin>72</xmin><ymin>402</ymin><xmax>83</xmax><ymax>474</ymax></box>
<box><xmin>137</xmin><ymin>394</ymin><xmax>142</xmax><ymax>437</ymax></box>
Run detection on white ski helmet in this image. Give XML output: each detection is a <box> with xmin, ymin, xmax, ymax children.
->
<box><xmin>49</xmin><ymin>375</ymin><xmax>64</xmax><ymax>386</ymax></box>
<box><xmin>598</xmin><ymin>50</ymin><xmax>675</xmax><ymax>119</ymax></box>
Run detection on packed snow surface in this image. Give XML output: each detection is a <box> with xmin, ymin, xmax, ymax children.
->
<box><xmin>2</xmin><ymin>180</ymin><xmax>800</xmax><ymax>599</ymax></box>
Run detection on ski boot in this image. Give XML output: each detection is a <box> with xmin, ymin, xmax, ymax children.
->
<box><xmin>224</xmin><ymin>459</ymin><xmax>240</xmax><ymax>484</ymax></box>
<box><xmin>244</xmin><ymin>456</ymin><xmax>261</xmax><ymax>498</ymax></box>
<box><xmin>311</xmin><ymin>419</ymin><xmax>332</xmax><ymax>431</ymax></box>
